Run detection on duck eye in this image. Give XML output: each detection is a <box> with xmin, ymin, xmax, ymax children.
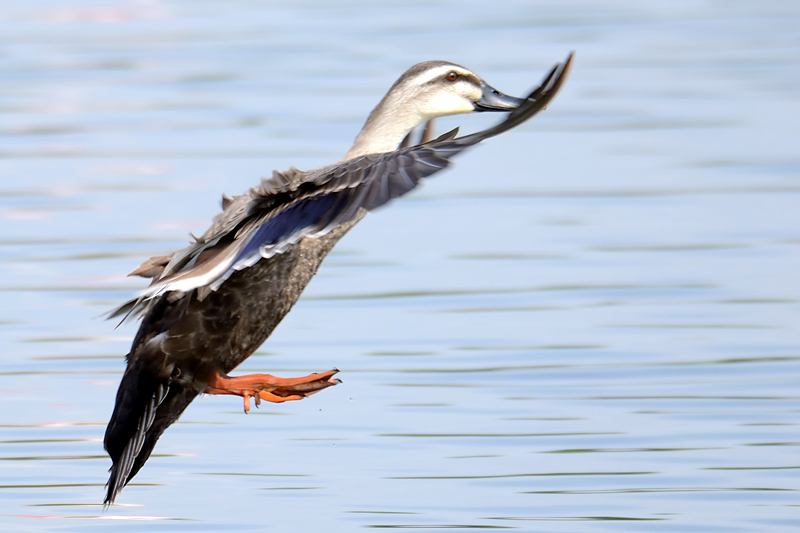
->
<box><xmin>446</xmin><ymin>71</ymin><xmax>458</xmax><ymax>82</ymax></box>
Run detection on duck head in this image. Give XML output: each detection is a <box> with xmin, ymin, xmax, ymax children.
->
<box><xmin>345</xmin><ymin>61</ymin><xmax>524</xmax><ymax>159</ymax></box>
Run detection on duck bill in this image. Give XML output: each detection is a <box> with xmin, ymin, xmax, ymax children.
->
<box><xmin>474</xmin><ymin>81</ymin><xmax>525</xmax><ymax>112</ymax></box>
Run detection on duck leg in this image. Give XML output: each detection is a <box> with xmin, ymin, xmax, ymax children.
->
<box><xmin>205</xmin><ymin>368</ymin><xmax>341</xmax><ymax>412</ymax></box>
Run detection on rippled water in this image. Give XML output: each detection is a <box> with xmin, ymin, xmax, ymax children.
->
<box><xmin>1</xmin><ymin>1</ymin><xmax>799</xmax><ymax>531</ymax></box>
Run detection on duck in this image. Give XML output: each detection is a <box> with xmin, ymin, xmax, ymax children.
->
<box><xmin>103</xmin><ymin>52</ymin><xmax>573</xmax><ymax>505</ymax></box>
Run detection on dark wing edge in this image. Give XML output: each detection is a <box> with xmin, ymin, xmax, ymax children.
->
<box><xmin>459</xmin><ymin>51</ymin><xmax>573</xmax><ymax>145</ymax></box>
<box><xmin>108</xmin><ymin>52</ymin><xmax>573</xmax><ymax>321</ymax></box>
<box><xmin>222</xmin><ymin>133</ymin><xmax>463</xmax><ymax>275</ymax></box>
<box><xmin>103</xmin><ymin>357</ymin><xmax>169</xmax><ymax>506</ymax></box>
<box><xmin>103</xmin><ymin>352</ymin><xmax>201</xmax><ymax>506</ymax></box>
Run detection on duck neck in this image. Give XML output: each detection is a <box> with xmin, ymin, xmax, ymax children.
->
<box><xmin>343</xmin><ymin>93</ymin><xmax>427</xmax><ymax>161</ymax></box>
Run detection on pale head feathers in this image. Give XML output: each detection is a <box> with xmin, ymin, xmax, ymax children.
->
<box><xmin>344</xmin><ymin>61</ymin><xmax>485</xmax><ymax>160</ymax></box>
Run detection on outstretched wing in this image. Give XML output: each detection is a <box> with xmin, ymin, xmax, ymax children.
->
<box><xmin>110</xmin><ymin>52</ymin><xmax>572</xmax><ymax>321</ymax></box>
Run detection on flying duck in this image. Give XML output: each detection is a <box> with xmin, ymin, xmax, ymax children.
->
<box><xmin>103</xmin><ymin>52</ymin><xmax>573</xmax><ymax>505</ymax></box>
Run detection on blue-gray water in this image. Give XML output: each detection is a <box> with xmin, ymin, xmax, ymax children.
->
<box><xmin>1</xmin><ymin>1</ymin><xmax>799</xmax><ymax>531</ymax></box>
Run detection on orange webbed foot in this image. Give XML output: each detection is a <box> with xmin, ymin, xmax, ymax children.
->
<box><xmin>205</xmin><ymin>368</ymin><xmax>341</xmax><ymax>412</ymax></box>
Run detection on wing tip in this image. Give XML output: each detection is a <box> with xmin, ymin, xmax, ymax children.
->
<box><xmin>103</xmin><ymin>466</ymin><xmax>123</xmax><ymax>507</ymax></box>
<box><xmin>103</xmin><ymin>382</ymin><xmax>169</xmax><ymax>506</ymax></box>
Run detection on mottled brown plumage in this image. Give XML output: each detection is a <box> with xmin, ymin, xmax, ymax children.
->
<box><xmin>103</xmin><ymin>53</ymin><xmax>573</xmax><ymax>505</ymax></box>
<box><xmin>104</xmin><ymin>219</ymin><xmax>360</xmax><ymax>500</ymax></box>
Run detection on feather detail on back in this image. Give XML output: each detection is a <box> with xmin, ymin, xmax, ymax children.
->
<box><xmin>128</xmin><ymin>256</ymin><xmax>170</xmax><ymax>279</ymax></box>
<box><xmin>108</xmin><ymin>53</ymin><xmax>571</xmax><ymax>323</ymax></box>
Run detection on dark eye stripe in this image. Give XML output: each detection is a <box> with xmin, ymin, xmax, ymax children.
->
<box><xmin>422</xmin><ymin>71</ymin><xmax>480</xmax><ymax>88</ymax></box>
<box><xmin>425</xmin><ymin>70</ymin><xmax>481</xmax><ymax>87</ymax></box>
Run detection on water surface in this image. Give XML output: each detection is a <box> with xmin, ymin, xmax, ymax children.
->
<box><xmin>1</xmin><ymin>1</ymin><xmax>798</xmax><ymax>531</ymax></box>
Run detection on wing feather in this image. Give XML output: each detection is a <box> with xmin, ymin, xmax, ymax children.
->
<box><xmin>109</xmin><ymin>52</ymin><xmax>573</xmax><ymax>321</ymax></box>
